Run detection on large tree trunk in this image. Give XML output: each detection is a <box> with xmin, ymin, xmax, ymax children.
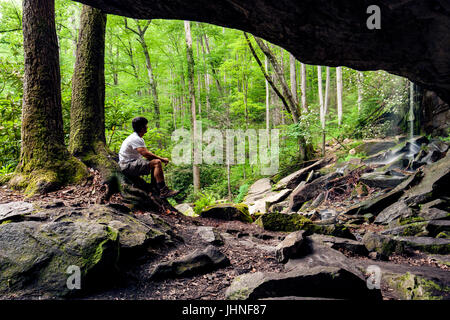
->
<box><xmin>8</xmin><ymin>0</ymin><xmax>87</xmax><ymax>194</ymax></box>
<box><xmin>69</xmin><ymin>5</ymin><xmax>116</xmax><ymax>177</ymax></box>
<box><xmin>184</xmin><ymin>21</ymin><xmax>201</xmax><ymax>194</ymax></box>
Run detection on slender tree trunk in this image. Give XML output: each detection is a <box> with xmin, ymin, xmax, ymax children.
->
<box><xmin>336</xmin><ymin>66</ymin><xmax>343</xmax><ymax>126</ymax></box>
<box><xmin>10</xmin><ymin>0</ymin><xmax>87</xmax><ymax>194</ymax></box>
<box><xmin>357</xmin><ymin>71</ymin><xmax>363</xmax><ymax>113</ymax></box>
<box><xmin>184</xmin><ymin>21</ymin><xmax>200</xmax><ymax>193</ymax></box>
<box><xmin>125</xmin><ymin>19</ymin><xmax>161</xmax><ymax>128</ymax></box>
<box><xmin>289</xmin><ymin>53</ymin><xmax>298</xmax><ymax>105</ymax></box>
<box><xmin>265</xmin><ymin>56</ymin><xmax>270</xmax><ymax>135</ymax></box>
<box><xmin>300</xmin><ymin>63</ymin><xmax>308</xmax><ymax>112</ymax></box>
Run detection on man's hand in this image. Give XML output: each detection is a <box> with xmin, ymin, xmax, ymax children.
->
<box><xmin>160</xmin><ymin>157</ymin><xmax>169</xmax><ymax>164</ymax></box>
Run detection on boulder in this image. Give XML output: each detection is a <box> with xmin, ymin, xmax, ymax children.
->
<box><xmin>247</xmin><ymin>189</ymin><xmax>291</xmax><ymax>215</ymax></box>
<box><xmin>288</xmin><ymin>172</ymin><xmax>341</xmax><ymax>212</ymax></box>
<box><xmin>225</xmin><ymin>266</ymin><xmax>381</xmax><ymax>300</ymax></box>
<box><xmin>56</xmin><ymin>205</ymin><xmax>174</xmax><ymax>262</ymax></box>
<box><xmin>381</xmin><ymin>222</ymin><xmax>429</xmax><ymax>237</ymax></box>
<box><xmin>175</xmin><ymin>203</ymin><xmax>196</xmax><ymax>217</ymax></box>
<box><xmin>0</xmin><ymin>220</ymin><xmax>119</xmax><ymax>297</ymax></box>
<box><xmin>275</xmin><ymin>231</ymin><xmax>305</xmax><ymax>263</ymax></box>
<box><xmin>243</xmin><ymin>178</ymin><xmax>272</xmax><ymax>204</ymax></box>
<box><xmin>374</xmin><ymin>200</ymin><xmax>415</xmax><ymax>225</ymax></box>
<box><xmin>363</xmin><ymin>232</ymin><xmax>450</xmax><ymax>256</ymax></box>
<box><xmin>0</xmin><ymin>201</ymin><xmax>35</xmax><ymax>222</ymax></box>
<box><xmin>426</xmin><ymin>220</ymin><xmax>450</xmax><ymax>238</ymax></box>
<box><xmin>359</xmin><ymin>172</ymin><xmax>408</xmax><ymax>189</ymax></box>
<box><xmin>308</xmin><ymin>234</ymin><xmax>369</xmax><ymax>256</ymax></box>
<box><xmin>384</xmin><ymin>272</ymin><xmax>450</xmax><ymax>300</ymax></box>
<box><xmin>149</xmin><ymin>245</ymin><xmax>230</xmax><ymax>280</ymax></box>
<box><xmin>200</xmin><ymin>203</ymin><xmax>252</xmax><ymax>223</ymax></box>
<box><xmin>274</xmin><ymin>158</ymin><xmax>329</xmax><ymax>191</ymax></box>
<box><xmin>196</xmin><ymin>226</ymin><xmax>224</xmax><ymax>246</ymax></box>
<box><xmin>255</xmin><ymin>212</ymin><xmax>355</xmax><ymax>239</ymax></box>
<box><xmin>401</xmin><ymin>150</ymin><xmax>450</xmax><ymax>207</ymax></box>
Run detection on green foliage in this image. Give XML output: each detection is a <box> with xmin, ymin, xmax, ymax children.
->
<box><xmin>233</xmin><ymin>183</ymin><xmax>249</xmax><ymax>203</ymax></box>
<box><xmin>193</xmin><ymin>190</ymin><xmax>219</xmax><ymax>215</ymax></box>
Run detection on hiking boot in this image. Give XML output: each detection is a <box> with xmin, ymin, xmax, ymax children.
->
<box><xmin>159</xmin><ymin>186</ymin><xmax>180</xmax><ymax>199</ymax></box>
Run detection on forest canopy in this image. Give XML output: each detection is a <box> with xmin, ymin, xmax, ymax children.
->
<box><xmin>0</xmin><ymin>0</ymin><xmax>413</xmax><ymax>204</ymax></box>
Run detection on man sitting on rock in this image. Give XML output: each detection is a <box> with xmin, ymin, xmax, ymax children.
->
<box><xmin>118</xmin><ymin>116</ymin><xmax>179</xmax><ymax>199</ymax></box>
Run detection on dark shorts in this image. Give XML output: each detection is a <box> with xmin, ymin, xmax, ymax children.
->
<box><xmin>119</xmin><ymin>158</ymin><xmax>151</xmax><ymax>177</ymax></box>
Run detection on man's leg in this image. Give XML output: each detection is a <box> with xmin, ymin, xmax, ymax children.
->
<box><xmin>148</xmin><ymin>159</ymin><xmax>179</xmax><ymax>198</ymax></box>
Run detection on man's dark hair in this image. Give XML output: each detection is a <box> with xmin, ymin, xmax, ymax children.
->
<box><xmin>132</xmin><ymin>117</ymin><xmax>148</xmax><ymax>133</ymax></box>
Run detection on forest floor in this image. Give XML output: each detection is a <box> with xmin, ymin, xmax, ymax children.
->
<box><xmin>0</xmin><ymin>168</ymin><xmax>448</xmax><ymax>300</ymax></box>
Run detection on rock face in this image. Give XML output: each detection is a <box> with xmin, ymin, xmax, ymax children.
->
<box><xmin>0</xmin><ymin>203</ymin><xmax>176</xmax><ymax>298</ymax></box>
<box><xmin>76</xmin><ymin>0</ymin><xmax>450</xmax><ymax>103</ymax></box>
<box><xmin>360</xmin><ymin>172</ymin><xmax>407</xmax><ymax>189</ymax></box>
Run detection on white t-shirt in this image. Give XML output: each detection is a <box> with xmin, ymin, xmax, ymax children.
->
<box><xmin>119</xmin><ymin>132</ymin><xmax>146</xmax><ymax>164</ymax></box>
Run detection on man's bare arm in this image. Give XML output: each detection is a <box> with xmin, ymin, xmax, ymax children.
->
<box><xmin>136</xmin><ymin>147</ymin><xmax>169</xmax><ymax>163</ymax></box>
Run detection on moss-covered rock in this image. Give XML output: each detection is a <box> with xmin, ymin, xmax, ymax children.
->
<box><xmin>385</xmin><ymin>272</ymin><xmax>450</xmax><ymax>300</ymax></box>
<box><xmin>200</xmin><ymin>203</ymin><xmax>252</xmax><ymax>223</ymax></box>
<box><xmin>254</xmin><ymin>212</ymin><xmax>355</xmax><ymax>239</ymax></box>
<box><xmin>0</xmin><ymin>220</ymin><xmax>119</xmax><ymax>298</ymax></box>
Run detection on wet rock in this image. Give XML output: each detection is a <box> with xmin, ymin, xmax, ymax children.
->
<box><xmin>200</xmin><ymin>203</ymin><xmax>252</xmax><ymax>223</ymax></box>
<box><xmin>149</xmin><ymin>245</ymin><xmax>230</xmax><ymax>280</ymax></box>
<box><xmin>275</xmin><ymin>230</ymin><xmax>305</xmax><ymax>263</ymax></box>
<box><xmin>342</xmin><ymin>170</ymin><xmax>423</xmax><ymax>216</ymax></box>
<box><xmin>354</xmin><ymin>140</ymin><xmax>397</xmax><ymax>157</ymax></box>
<box><xmin>288</xmin><ymin>172</ymin><xmax>341</xmax><ymax>212</ymax></box>
<box><xmin>360</xmin><ymin>172</ymin><xmax>408</xmax><ymax>189</ymax></box>
<box><xmin>268</xmin><ymin>200</ymin><xmax>290</xmax><ymax>213</ymax></box>
<box><xmin>196</xmin><ymin>226</ymin><xmax>224</xmax><ymax>246</ymax></box>
<box><xmin>274</xmin><ymin>158</ymin><xmax>330</xmax><ymax>191</ymax></box>
<box><xmin>225</xmin><ymin>266</ymin><xmax>381</xmax><ymax>300</ymax></box>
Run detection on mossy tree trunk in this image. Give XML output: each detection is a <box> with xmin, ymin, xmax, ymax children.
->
<box><xmin>68</xmin><ymin>5</ymin><xmax>117</xmax><ymax>177</ymax></box>
<box><xmin>8</xmin><ymin>0</ymin><xmax>87</xmax><ymax>194</ymax></box>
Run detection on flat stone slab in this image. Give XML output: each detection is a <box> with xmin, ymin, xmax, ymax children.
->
<box><xmin>150</xmin><ymin>245</ymin><xmax>230</xmax><ymax>280</ymax></box>
<box><xmin>243</xmin><ymin>178</ymin><xmax>272</xmax><ymax>204</ymax></box>
<box><xmin>247</xmin><ymin>189</ymin><xmax>292</xmax><ymax>215</ymax></box>
<box><xmin>175</xmin><ymin>203</ymin><xmax>196</xmax><ymax>217</ymax></box>
<box><xmin>0</xmin><ymin>201</ymin><xmax>35</xmax><ymax>222</ymax></box>
<box><xmin>308</xmin><ymin>234</ymin><xmax>368</xmax><ymax>256</ymax></box>
<box><xmin>274</xmin><ymin>158</ymin><xmax>329</xmax><ymax>191</ymax></box>
<box><xmin>360</xmin><ymin>172</ymin><xmax>408</xmax><ymax>189</ymax></box>
<box><xmin>375</xmin><ymin>200</ymin><xmax>414</xmax><ymax>225</ymax></box>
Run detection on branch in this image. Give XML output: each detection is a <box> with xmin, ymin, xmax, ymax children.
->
<box><xmin>243</xmin><ymin>32</ymin><xmax>292</xmax><ymax>117</ymax></box>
